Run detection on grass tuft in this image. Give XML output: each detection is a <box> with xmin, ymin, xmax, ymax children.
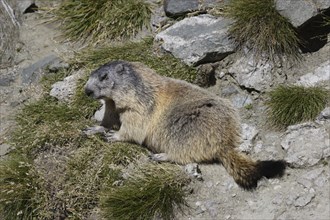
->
<box><xmin>0</xmin><ymin>153</ymin><xmax>46</xmax><ymax>220</ymax></box>
<box><xmin>266</xmin><ymin>85</ymin><xmax>329</xmax><ymax>129</ymax></box>
<box><xmin>54</xmin><ymin>0</ymin><xmax>152</xmax><ymax>45</ymax></box>
<box><xmin>72</xmin><ymin>38</ymin><xmax>197</xmax><ymax>82</ymax></box>
<box><xmin>10</xmin><ymin>96</ymin><xmax>91</xmax><ymax>155</ymax></box>
<box><xmin>103</xmin><ymin>142</ymin><xmax>148</xmax><ymax>166</ymax></box>
<box><xmin>225</xmin><ymin>0</ymin><xmax>302</xmax><ymax>62</ymax></box>
<box><xmin>100</xmin><ymin>163</ymin><xmax>190</xmax><ymax>220</ymax></box>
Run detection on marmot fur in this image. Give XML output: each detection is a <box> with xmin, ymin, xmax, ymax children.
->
<box><xmin>84</xmin><ymin>60</ymin><xmax>286</xmax><ymax>190</ymax></box>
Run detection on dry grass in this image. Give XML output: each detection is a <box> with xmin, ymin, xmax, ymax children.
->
<box><xmin>101</xmin><ymin>163</ymin><xmax>190</xmax><ymax>220</ymax></box>
<box><xmin>0</xmin><ymin>153</ymin><xmax>47</xmax><ymax>220</ymax></box>
<box><xmin>73</xmin><ymin>38</ymin><xmax>197</xmax><ymax>82</ymax></box>
<box><xmin>225</xmin><ymin>0</ymin><xmax>302</xmax><ymax>63</ymax></box>
<box><xmin>53</xmin><ymin>0</ymin><xmax>152</xmax><ymax>45</ymax></box>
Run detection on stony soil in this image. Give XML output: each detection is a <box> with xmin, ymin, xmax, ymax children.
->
<box><xmin>1</xmin><ymin>5</ymin><xmax>329</xmax><ymax>220</ymax></box>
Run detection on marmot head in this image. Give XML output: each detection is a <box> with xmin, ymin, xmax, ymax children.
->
<box><xmin>84</xmin><ymin>60</ymin><xmax>140</xmax><ymax>100</ymax></box>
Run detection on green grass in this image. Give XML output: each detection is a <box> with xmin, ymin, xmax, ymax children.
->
<box><xmin>10</xmin><ymin>96</ymin><xmax>91</xmax><ymax>156</ymax></box>
<box><xmin>72</xmin><ymin>38</ymin><xmax>197</xmax><ymax>82</ymax></box>
<box><xmin>3</xmin><ymin>46</ymin><xmax>194</xmax><ymax>218</ymax></box>
<box><xmin>0</xmin><ymin>153</ymin><xmax>47</xmax><ymax>220</ymax></box>
<box><xmin>100</xmin><ymin>163</ymin><xmax>190</xmax><ymax>220</ymax></box>
<box><xmin>266</xmin><ymin>85</ymin><xmax>329</xmax><ymax>129</ymax></box>
<box><xmin>225</xmin><ymin>0</ymin><xmax>301</xmax><ymax>62</ymax></box>
<box><xmin>53</xmin><ymin>0</ymin><xmax>152</xmax><ymax>45</ymax></box>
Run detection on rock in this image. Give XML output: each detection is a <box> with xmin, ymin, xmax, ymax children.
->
<box><xmin>293</xmin><ymin>188</ymin><xmax>316</xmax><ymax>207</ymax></box>
<box><xmin>295</xmin><ymin>60</ymin><xmax>330</xmax><ymax>87</ymax></box>
<box><xmin>194</xmin><ymin>64</ymin><xmax>216</xmax><ymax>87</ymax></box>
<box><xmin>317</xmin><ymin>107</ymin><xmax>330</xmax><ymax>121</ymax></box>
<box><xmin>315</xmin><ymin>0</ymin><xmax>330</xmax><ymax>9</ymax></box>
<box><xmin>47</xmin><ymin>59</ymin><xmax>70</xmax><ymax>73</ymax></box>
<box><xmin>239</xmin><ymin>123</ymin><xmax>258</xmax><ymax>153</ymax></box>
<box><xmin>275</xmin><ymin>0</ymin><xmax>319</xmax><ymax>27</ymax></box>
<box><xmin>0</xmin><ymin>0</ymin><xmax>20</xmax><ymax>68</ymax></box>
<box><xmin>0</xmin><ymin>74</ymin><xmax>15</xmax><ymax>86</ymax></box>
<box><xmin>298</xmin><ymin>167</ymin><xmax>326</xmax><ymax>188</ymax></box>
<box><xmin>228</xmin><ymin>56</ymin><xmax>273</xmax><ymax>91</ymax></box>
<box><xmin>21</xmin><ymin>55</ymin><xmax>59</xmax><ymax>85</ymax></box>
<box><xmin>156</xmin><ymin>15</ymin><xmax>235</xmax><ymax>66</ymax></box>
<box><xmin>163</xmin><ymin>0</ymin><xmax>224</xmax><ymax>18</ymax></box>
<box><xmin>93</xmin><ymin>100</ymin><xmax>105</xmax><ymax>122</ymax></box>
<box><xmin>49</xmin><ymin>70</ymin><xmax>84</xmax><ymax>102</ymax></box>
<box><xmin>164</xmin><ymin>0</ymin><xmax>198</xmax><ymax>17</ymax></box>
<box><xmin>184</xmin><ymin>163</ymin><xmax>203</xmax><ymax>180</ymax></box>
<box><xmin>0</xmin><ymin>143</ymin><xmax>11</xmax><ymax>156</ymax></box>
<box><xmin>281</xmin><ymin>123</ymin><xmax>330</xmax><ymax>168</ymax></box>
<box><xmin>231</xmin><ymin>93</ymin><xmax>253</xmax><ymax>109</ymax></box>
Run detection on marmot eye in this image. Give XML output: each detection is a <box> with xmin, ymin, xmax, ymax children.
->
<box><xmin>99</xmin><ymin>72</ymin><xmax>108</xmax><ymax>81</ymax></box>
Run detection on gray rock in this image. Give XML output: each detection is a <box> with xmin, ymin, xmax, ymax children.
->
<box><xmin>164</xmin><ymin>0</ymin><xmax>199</xmax><ymax>17</ymax></box>
<box><xmin>317</xmin><ymin>107</ymin><xmax>330</xmax><ymax>121</ymax></box>
<box><xmin>0</xmin><ymin>74</ymin><xmax>15</xmax><ymax>86</ymax></box>
<box><xmin>0</xmin><ymin>143</ymin><xmax>11</xmax><ymax>156</ymax></box>
<box><xmin>293</xmin><ymin>188</ymin><xmax>316</xmax><ymax>207</ymax></box>
<box><xmin>275</xmin><ymin>0</ymin><xmax>319</xmax><ymax>27</ymax></box>
<box><xmin>228</xmin><ymin>56</ymin><xmax>273</xmax><ymax>91</ymax></box>
<box><xmin>163</xmin><ymin>0</ymin><xmax>224</xmax><ymax>18</ymax></box>
<box><xmin>93</xmin><ymin>100</ymin><xmax>105</xmax><ymax>122</ymax></box>
<box><xmin>231</xmin><ymin>93</ymin><xmax>253</xmax><ymax>109</ymax></box>
<box><xmin>295</xmin><ymin>60</ymin><xmax>330</xmax><ymax>87</ymax></box>
<box><xmin>50</xmin><ymin>70</ymin><xmax>84</xmax><ymax>102</ymax></box>
<box><xmin>48</xmin><ymin>59</ymin><xmax>70</xmax><ymax>73</ymax></box>
<box><xmin>21</xmin><ymin>55</ymin><xmax>59</xmax><ymax>84</ymax></box>
<box><xmin>314</xmin><ymin>0</ymin><xmax>330</xmax><ymax>9</ymax></box>
<box><xmin>298</xmin><ymin>167</ymin><xmax>326</xmax><ymax>189</ymax></box>
<box><xmin>156</xmin><ymin>15</ymin><xmax>235</xmax><ymax>66</ymax></box>
<box><xmin>239</xmin><ymin>123</ymin><xmax>258</xmax><ymax>153</ymax></box>
<box><xmin>0</xmin><ymin>0</ymin><xmax>20</xmax><ymax>68</ymax></box>
<box><xmin>281</xmin><ymin>123</ymin><xmax>330</xmax><ymax>168</ymax></box>
<box><xmin>184</xmin><ymin>163</ymin><xmax>203</xmax><ymax>180</ymax></box>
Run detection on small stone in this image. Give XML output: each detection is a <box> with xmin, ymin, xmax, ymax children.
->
<box><xmin>93</xmin><ymin>100</ymin><xmax>105</xmax><ymax>122</ymax></box>
<box><xmin>184</xmin><ymin>163</ymin><xmax>203</xmax><ymax>180</ymax></box>
<box><xmin>50</xmin><ymin>70</ymin><xmax>84</xmax><ymax>102</ymax></box>
<box><xmin>317</xmin><ymin>107</ymin><xmax>330</xmax><ymax>121</ymax></box>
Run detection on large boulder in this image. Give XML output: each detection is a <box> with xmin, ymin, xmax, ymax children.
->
<box><xmin>275</xmin><ymin>0</ymin><xmax>330</xmax><ymax>27</ymax></box>
<box><xmin>0</xmin><ymin>0</ymin><xmax>20</xmax><ymax>68</ymax></box>
<box><xmin>156</xmin><ymin>15</ymin><xmax>235</xmax><ymax>66</ymax></box>
<box><xmin>0</xmin><ymin>0</ymin><xmax>36</xmax><ymax>68</ymax></box>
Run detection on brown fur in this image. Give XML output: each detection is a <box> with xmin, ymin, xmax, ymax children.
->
<box><xmin>84</xmin><ymin>60</ymin><xmax>286</xmax><ymax>190</ymax></box>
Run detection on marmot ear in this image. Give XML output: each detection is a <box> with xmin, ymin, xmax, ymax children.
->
<box><xmin>115</xmin><ymin>63</ymin><xmax>125</xmax><ymax>74</ymax></box>
<box><xmin>99</xmin><ymin>71</ymin><xmax>108</xmax><ymax>81</ymax></box>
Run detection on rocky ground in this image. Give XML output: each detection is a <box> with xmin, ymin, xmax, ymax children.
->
<box><xmin>1</xmin><ymin>0</ymin><xmax>330</xmax><ymax>220</ymax></box>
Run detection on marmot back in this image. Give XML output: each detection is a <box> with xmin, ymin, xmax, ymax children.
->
<box><xmin>84</xmin><ymin>60</ymin><xmax>286</xmax><ymax>190</ymax></box>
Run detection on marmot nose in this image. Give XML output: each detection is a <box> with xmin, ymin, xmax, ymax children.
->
<box><xmin>85</xmin><ymin>88</ymin><xmax>94</xmax><ymax>97</ymax></box>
